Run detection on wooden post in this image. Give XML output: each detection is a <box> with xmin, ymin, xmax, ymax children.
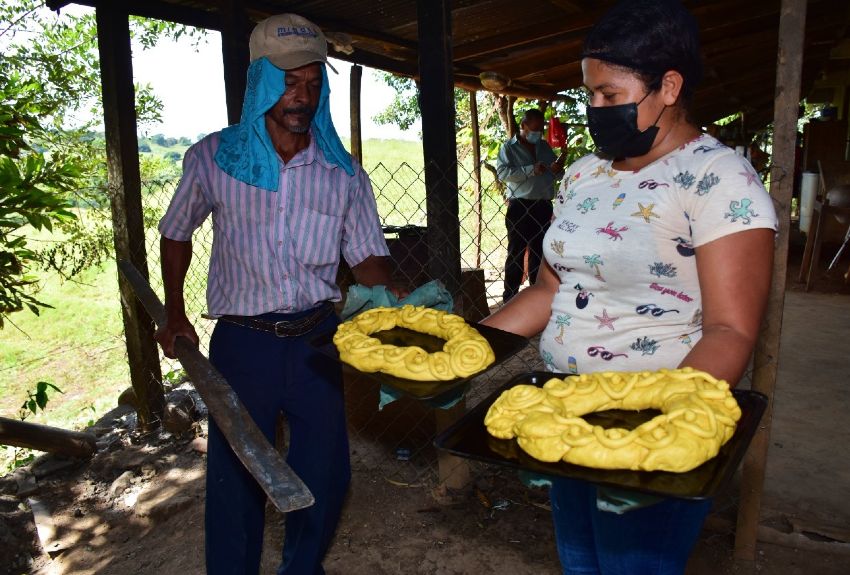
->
<box><xmin>416</xmin><ymin>0</ymin><xmax>469</xmax><ymax>488</ymax></box>
<box><xmin>470</xmin><ymin>90</ymin><xmax>483</xmax><ymax>268</ymax></box>
<box><xmin>219</xmin><ymin>0</ymin><xmax>250</xmax><ymax>125</ymax></box>
<box><xmin>95</xmin><ymin>5</ymin><xmax>164</xmax><ymax>433</ymax></box>
<box><xmin>0</xmin><ymin>416</ymin><xmax>97</xmax><ymax>459</ymax></box>
<box><xmin>350</xmin><ymin>64</ymin><xmax>364</xmax><ymax>164</ymax></box>
<box><xmin>417</xmin><ymin>0</ymin><xmax>461</xmax><ymax>300</ymax></box>
<box><xmin>434</xmin><ymin>401</ymin><xmax>471</xmax><ymax>489</ymax></box>
<box><xmin>734</xmin><ymin>0</ymin><xmax>806</xmax><ymax>562</ymax></box>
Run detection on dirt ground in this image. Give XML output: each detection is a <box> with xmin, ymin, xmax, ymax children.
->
<box><xmin>2</xmin><ymin>235</ymin><xmax>849</xmax><ymax>575</ymax></box>
<box><xmin>2</xmin><ymin>424</ymin><xmax>848</xmax><ymax>575</ymax></box>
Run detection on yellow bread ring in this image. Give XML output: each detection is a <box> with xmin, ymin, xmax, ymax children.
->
<box><xmin>485</xmin><ymin>367</ymin><xmax>741</xmax><ymax>473</ymax></box>
<box><xmin>333</xmin><ymin>305</ymin><xmax>496</xmax><ymax>381</ymax></box>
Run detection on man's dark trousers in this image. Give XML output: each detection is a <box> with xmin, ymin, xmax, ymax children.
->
<box><xmin>503</xmin><ymin>198</ymin><xmax>553</xmax><ymax>302</ymax></box>
<box><xmin>206</xmin><ymin>309</ymin><xmax>348</xmax><ymax>575</ymax></box>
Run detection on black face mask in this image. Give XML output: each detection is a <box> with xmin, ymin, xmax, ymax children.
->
<box><xmin>587</xmin><ymin>92</ymin><xmax>665</xmax><ymax>159</ymax></box>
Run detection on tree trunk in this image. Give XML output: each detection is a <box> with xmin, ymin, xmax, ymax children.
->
<box><xmin>0</xmin><ymin>416</ymin><xmax>97</xmax><ymax>459</ymax></box>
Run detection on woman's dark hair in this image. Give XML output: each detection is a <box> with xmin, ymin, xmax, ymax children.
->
<box><xmin>582</xmin><ymin>0</ymin><xmax>703</xmax><ymax>101</ymax></box>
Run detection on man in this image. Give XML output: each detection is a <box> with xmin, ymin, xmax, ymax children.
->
<box><xmin>155</xmin><ymin>14</ymin><xmax>394</xmax><ymax>575</ymax></box>
<box><xmin>496</xmin><ymin>108</ymin><xmax>564</xmax><ymax>303</ymax></box>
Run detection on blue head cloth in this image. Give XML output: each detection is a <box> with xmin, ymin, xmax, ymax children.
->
<box><xmin>214</xmin><ymin>57</ymin><xmax>353</xmax><ymax>191</ymax></box>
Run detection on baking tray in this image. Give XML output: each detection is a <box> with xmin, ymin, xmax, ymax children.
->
<box><xmin>311</xmin><ymin>323</ymin><xmax>528</xmax><ymax>402</ymax></box>
<box><xmin>433</xmin><ymin>372</ymin><xmax>768</xmax><ymax>500</ymax></box>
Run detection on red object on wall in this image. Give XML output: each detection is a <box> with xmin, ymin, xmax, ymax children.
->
<box><xmin>548</xmin><ymin>117</ymin><xmax>566</xmax><ymax>149</ymax></box>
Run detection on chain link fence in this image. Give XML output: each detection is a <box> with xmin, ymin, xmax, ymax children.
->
<box><xmin>119</xmin><ymin>151</ymin><xmax>760</xmax><ymax>541</ymax></box>
<box><xmin>140</xmin><ymin>157</ymin><xmax>545</xmax><ymax>487</ymax></box>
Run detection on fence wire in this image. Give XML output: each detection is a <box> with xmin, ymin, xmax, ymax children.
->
<box><xmin>140</xmin><ymin>160</ymin><xmax>544</xmax><ymax>486</ymax></box>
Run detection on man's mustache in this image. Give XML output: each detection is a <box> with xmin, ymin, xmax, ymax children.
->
<box><xmin>281</xmin><ymin>106</ymin><xmax>315</xmax><ymax>116</ymax></box>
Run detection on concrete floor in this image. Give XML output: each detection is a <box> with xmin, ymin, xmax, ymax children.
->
<box><xmin>763</xmin><ymin>289</ymin><xmax>850</xmax><ymax>530</ymax></box>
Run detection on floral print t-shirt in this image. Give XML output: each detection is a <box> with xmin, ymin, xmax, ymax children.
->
<box><xmin>539</xmin><ymin>134</ymin><xmax>777</xmax><ymax>374</ymax></box>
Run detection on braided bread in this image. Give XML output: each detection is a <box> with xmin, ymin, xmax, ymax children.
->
<box><xmin>333</xmin><ymin>305</ymin><xmax>495</xmax><ymax>381</ymax></box>
<box><xmin>484</xmin><ymin>368</ymin><xmax>741</xmax><ymax>473</ymax></box>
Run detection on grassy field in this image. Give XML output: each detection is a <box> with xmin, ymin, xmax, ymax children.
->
<box><xmin>1</xmin><ymin>137</ymin><xmax>512</xmax><ymax>469</ymax></box>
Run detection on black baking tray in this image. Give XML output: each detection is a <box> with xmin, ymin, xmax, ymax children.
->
<box><xmin>433</xmin><ymin>372</ymin><xmax>768</xmax><ymax>500</ymax></box>
<box><xmin>311</xmin><ymin>323</ymin><xmax>528</xmax><ymax>402</ymax></box>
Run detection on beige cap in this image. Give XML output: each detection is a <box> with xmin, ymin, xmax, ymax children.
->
<box><xmin>249</xmin><ymin>14</ymin><xmax>337</xmax><ymax>72</ymax></box>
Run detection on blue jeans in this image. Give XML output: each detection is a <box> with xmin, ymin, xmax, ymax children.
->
<box><xmin>206</xmin><ymin>309</ymin><xmax>349</xmax><ymax>575</ymax></box>
<box><xmin>550</xmin><ymin>478</ymin><xmax>711</xmax><ymax>575</ymax></box>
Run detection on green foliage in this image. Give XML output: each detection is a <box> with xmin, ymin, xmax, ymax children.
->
<box><xmin>162</xmin><ymin>368</ymin><xmax>187</xmax><ymax>389</ymax></box>
<box><xmin>19</xmin><ymin>381</ymin><xmax>64</xmax><ymax>421</ymax></box>
<box><xmin>0</xmin><ymin>1</ymin><xmax>200</xmax><ymax>325</ymax></box>
<box><xmin>1</xmin><ymin>381</ymin><xmax>64</xmax><ymax>473</ymax></box>
<box><xmin>372</xmin><ymin>73</ymin><xmax>421</xmax><ymax>131</ymax></box>
<box><xmin>373</xmin><ymin>73</ymin><xmax>594</xmax><ymax>173</ymax></box>
<box><xmin>0</xmin><ymin>74</ymin><xmax>82</xmax><ymax>326</ymax></box>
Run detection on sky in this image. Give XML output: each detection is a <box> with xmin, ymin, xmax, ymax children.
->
<box><xmin>131</xmin><ymin>33</ymin><xmax>422</xmax><ymax>142</ymax></box>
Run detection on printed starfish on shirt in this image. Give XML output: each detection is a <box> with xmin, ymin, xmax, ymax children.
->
<box><xmin>631</xmin><ymin>202</ymin><xmax>660</xmax><ymax>223</ymax></box>
<box><xmin>594</xmin><ymin>308</ymin><xmax>619</xmax><ymax>331</ymax></box>
<box><xmin>739</xmin><ymin>169</ymin><xmax>759</xmax><ymax>186</ymax></box>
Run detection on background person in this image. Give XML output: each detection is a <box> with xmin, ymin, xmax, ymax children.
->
<box><xmin>156</xmin><ymin>13</ymin><xmax>394</xmax><ymax>575</ymax></box>
<box><xmin>497</xmin><ymin>108</ymin><xmax>565</xmax><ymax>303</ymax></box>
<box><xmin>482</xmin><ymin>1</ymin><xmax>777</xmax><ymax>573</ymax></box>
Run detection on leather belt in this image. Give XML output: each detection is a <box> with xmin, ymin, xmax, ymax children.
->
<box><xmin>217</xmin><ymin>302</ymin><xmax>334</xmax><ymax>337</ymax></box>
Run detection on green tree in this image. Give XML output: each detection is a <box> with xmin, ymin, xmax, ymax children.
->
<box><xmin>0</xmin><ymin>74</ymin><xmax>81</xmax><ymax>326</ymax></box>
<box><xmin>0</xmin><ymin>1</ymin><xmax>202</xmax><ymax>325</ymax></box>
<box><xmin>372</xmin><ymin>72</ymin><xmax>593</xmax><ymax>167</ymax></box>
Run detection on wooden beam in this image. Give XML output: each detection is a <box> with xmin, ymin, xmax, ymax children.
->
<box><xmin>417</xmin><ymin>0</ymin><xmax>461</xmax><ymax>299</ymax></box>
<box><xmin>453</xmin><ymin>10</ymin><xmax>601</xmax><ymax>61</ymax></box>
<box><xmin>50</xmin><ymin>0</ymin><xmax>221</xmax><ymax>30</ymax></box>
<box><xmin>0</xmin><ymin>416</ymin><xmax>97</xmax><ymax>459</ymax></box>
<box><xmin>469</xmin><ymin>90</ymin><xmax>483</xmax><ymax>269</ymax></box>
<box><xmin>734</xmin><ymin>0</ymin><xmax>807</xmax><ymax>562</ymax></box>
<box><xmin>219</xmin><ymin>0</ymin><xmax>250</xmax><ymax>125</ymax></box>
<box><xmin>329</xmin><ymin>48</ymin><xmax>418</xmax><ymax>79</ymax></box>
<box><xmin>350</xmin><ymin>64</ymin><xmax>363</xmax><ymax>164</ymax></box>
<box><xmin>95</xmin><ymin>4</ymin><xmax>164</xmax><ymax>433</ymax></box>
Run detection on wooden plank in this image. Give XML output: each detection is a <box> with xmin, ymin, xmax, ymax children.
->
<box><xmin>734</xmin><ymin>0</ymin><xmax>807</xmax><ymax>562</ymax></box>
<box><xmin>417</xmin><ymin>0</ymin><xmax>461</xmax><ymax>300</ymax></box>
<box><xmin>0</xmin><ymin>416</ymin><xmax>96</xmax><ymax>459</ymax></box>
<box><xmin>350</xmin><ymin>64</ymin><xmax>363</xmax><ymax>164</ymax></box>
<box><xmin>95</xmin><ymin>4</ymin><xmax>164</xmax><ymax>432</ymax></box>
<box><xmin>48</xmin><ymin>0</ymin><xmax>221</xmax><ymax>30</ymax></box>
<box><xmin>117</xmin><ymin>261</ymin><xmax>315</xmax><ymax>513</ymax></box>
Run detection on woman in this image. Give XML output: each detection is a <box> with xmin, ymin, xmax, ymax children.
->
<box><xmin>481</xmin><ymin>1</ymin><xmax>777</xmax><ymax>573</ymax></box>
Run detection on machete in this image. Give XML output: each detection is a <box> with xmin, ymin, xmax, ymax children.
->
<box><xmin>118</xmin><ymin>260</ymin><xmax>314</xmax><ymax>513</ymax></box>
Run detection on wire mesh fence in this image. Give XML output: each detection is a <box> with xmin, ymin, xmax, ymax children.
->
<box><xmin>139</xmin><ymin>159</ymin><xmax>546</xmax><ymax>486</ymax></box>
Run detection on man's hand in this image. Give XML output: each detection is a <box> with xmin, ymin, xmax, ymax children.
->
<box><xmin>550</xmin><ymin>152</ymin><xmax>567</xmax><ymax>175</ymax></box>
<box><xmin>389</xmin><ymin>284</ymin><xmax>411</xmax><ymax>300</ymax></box>
<box><xmin>532</xmin><ymin>161</ymin><xmax>547</xmax><ymax>176</ymax></box>
<box><xmin>155</xmin><ymin>312</ymin><xmax>199</xmax><ymax>359</ymax></box>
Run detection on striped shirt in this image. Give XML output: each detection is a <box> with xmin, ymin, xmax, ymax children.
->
<box><xmin>158</xmin><ymin>132</ymin><xmax>389</xmax><ymax>316</ymax></box>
